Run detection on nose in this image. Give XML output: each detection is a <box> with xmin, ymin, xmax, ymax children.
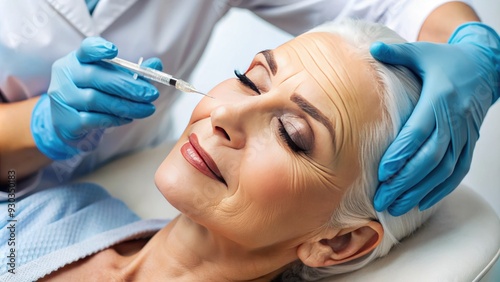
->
<box><xmin>210</xmin><ymin>103</ymin><xmax>249</xmax><ymax>149</ymax></box>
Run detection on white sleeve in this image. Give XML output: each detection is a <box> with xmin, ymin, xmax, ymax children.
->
<box><xmin>345</xmin><ymin>0</ymin><xmax>474</xmax><ymax>41</ymax></box>
<box><xmin>232</xmin><ymin>0</ymin><xmax>350</xmax><ymax>35</ymax></box>
<box><xmin>378</xmin><ymin>0</ymin><xmax>472</xmax><ymax>42</ymax></box>
<box><xmin>234</xmin><ymin>0</ymin><xmax>473</xmax><ymax>41</ymax></box>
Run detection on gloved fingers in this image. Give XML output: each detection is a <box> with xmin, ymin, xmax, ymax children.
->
<box><xmin>386</xmin><ymin>143</ymin><xmax>458</xmax><ymax>216</ymax></box>
<box><xmin>73</xmin><ymin>64</ymin><xmax>159</xmax><ymax>103</ymax></box>
<box><xmin>67</xmin><ymin>112</ymin><xmax>132</xmax><ymax>139</ymax></box>
<box><xmin>418</xmin><ymin>131</ymin><xmax>477</xmax><ymax>210</ymax></box>
<box><xmin>70</xmin><ymin>88</ymin><xmax>156</xmax><ymax>119</ymax></box>
<box><xmin>370</xmin><ymin>42</ymin><xmax>427</xmax><ymax>74</ymax></box>
<box><xmin>76</xmin><ymin>37</ymin><xmax>118</xmax><ymax>63</ymax></box>
<box><xmin>78</xmin><ymin>111</ymin><xmax>132</xmax><ymax>130</ymax></box>
<box><xmin>378</xmin><ymin>99</ymin><xmax>436</xmax><ymax>182</ymax></box>
<box><xmin>51</xmin><ymin>99</ymin><xmax>132</xmax><ymax>141</ymax></box>
<box><xmin>374</xmin><ymin>127</ymin><xmax>448</xmax><ymax>212</ymax></box>
<box><xmin>418</xmin><ymin>173</ymin><xmax>463</xmax><ymax>212</ymax></box>
<box><xmin>141</xmin><ymin>57</ymin><xmax>163</xmax><ymax>71</ymax></box>
<box><xmin>382</xmin><ymin>91</ymin><xmax>477</xmax><ymax>216</ymax></box>
<box><xmin>417</xmin><ymin>155</ymin><xmax>471</xmax><ymax>211</ymax></box>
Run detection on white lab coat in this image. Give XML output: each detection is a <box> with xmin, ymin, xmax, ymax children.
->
<box><xmin>0</xmin><ymin>0</ymin><xmax>469</xmax><ymax>194</ymax></box>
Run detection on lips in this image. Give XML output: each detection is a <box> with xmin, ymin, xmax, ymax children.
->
<box><xmin>181</xmin><ymin>133</ymin><xmax>226</xmax><ymax>184</ymax></box>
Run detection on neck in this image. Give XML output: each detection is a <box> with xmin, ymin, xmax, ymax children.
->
<box><xmin>120</xmin><ymin>215</ymin><xmax>298</xmax><ymax>281</ymax></box>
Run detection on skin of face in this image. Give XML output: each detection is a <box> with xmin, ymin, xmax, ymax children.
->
<box><xmin>155</xmin><ymin>32</ymin><xmax>382</xmax><ymax>252</ymax></box>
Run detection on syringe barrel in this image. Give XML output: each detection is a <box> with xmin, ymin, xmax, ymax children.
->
<box><xmin>103</xmin><ymin>57</ymin><xmax>175</xmax><ymax>86</ymax></box>
<box><xmin>140</xmin><ymin>67</ymin><xmax>198</xmax><ymax>93</ymax></box>
<box><xmin>140</xmin><ymin>67</ymin><xmax>176</xmax><ymax>87</ymax></box>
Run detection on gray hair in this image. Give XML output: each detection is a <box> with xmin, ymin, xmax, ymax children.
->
<box><xmin>283</xmin><ymin>19</ymin><xmax>436</xmax><ymax>281</ymax></box>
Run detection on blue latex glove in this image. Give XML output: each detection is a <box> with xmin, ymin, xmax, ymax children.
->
<box><xmin>31</xmin><ymin>37</ymin><xmax>163</xmax><ymax>160</ymax></box>
<box><xmin>370</xmin><ymin>22</ymin><xmax>500</xmax><ymax>216</ymax></box>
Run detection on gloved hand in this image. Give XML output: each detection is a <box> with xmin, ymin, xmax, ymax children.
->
<box><xmin>31</xmin><ymin>37</ymin><xmax>163</xmax><ymax>160</ymax></box>
<box><xmin>370</xmin><ymin>22</ymin><xmax>500</xmax><ymax>216</ymax></box>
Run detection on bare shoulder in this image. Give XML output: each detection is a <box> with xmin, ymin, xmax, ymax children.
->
<box><xmin>39</xmin><ymin>239</ymin><xmax>149</xmax><ymax>281</ymax></box>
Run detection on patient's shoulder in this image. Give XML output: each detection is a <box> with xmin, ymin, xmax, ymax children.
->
<box><xmin>13</xmin><ymin>182</ymin><xmax>138</xmax><ymax>224</ymax></box>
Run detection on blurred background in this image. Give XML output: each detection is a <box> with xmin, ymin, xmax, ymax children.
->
<box><xmin>172</xmin><ymin>0</ymin><xmax>500</xmax><ymax>218</ymax></box>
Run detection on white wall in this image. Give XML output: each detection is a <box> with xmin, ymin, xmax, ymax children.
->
<box><xmin>462</xmin><ymin>0</ymin><xmax>500</xmax><ymax>216</ymax></box>
<box><xmin>171</xmin><ymin>1</ymin><xmax>500</xmax><ymax>216</ymax></box>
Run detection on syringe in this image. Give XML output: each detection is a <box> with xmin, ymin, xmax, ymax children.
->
<box><xmin>102</xmin><ymin>57</ymin><xmax>213</xmax><ymax>98</ymax></box>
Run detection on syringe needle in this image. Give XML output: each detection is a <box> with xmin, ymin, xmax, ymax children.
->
<box><xmin>193</xmin><ymin>91</ymin><xmax>215</xmax><ymax>99</ymax></box>
<box><xmin>174</xmin><ymin>79</ymin><xmax>214</xmax><ymax>99</ymax></box>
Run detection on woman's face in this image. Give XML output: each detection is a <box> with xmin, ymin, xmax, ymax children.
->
<box><xmin>155</xmin><ymin>32</ymin><xmax>382</xmax><ymax>248</ymax></box>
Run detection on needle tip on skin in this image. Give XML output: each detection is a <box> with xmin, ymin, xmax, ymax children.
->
<box><xmin>197</xmin><ymin>91</ymin><xmax>215</xmax><ymax>99</ymax></box>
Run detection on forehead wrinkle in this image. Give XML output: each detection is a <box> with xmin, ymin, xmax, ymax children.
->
<box><xmin>286</xmin><ymin>44</ymin><xmax>340</xmax><ymax>123</ymax></box>
<box><xmin>308</xmin><ymin>35</ymin><xmax>360</xmax><ymax>149</ymax></box>
<box><xmin>291</xmin><ymin>36</ymin><xmax>356</xmax><ymax>154</ymax></box>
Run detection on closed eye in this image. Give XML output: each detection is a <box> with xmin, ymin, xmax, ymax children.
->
<box><xmin>234</xmin><ymin>70</ymin><xmax>261</xmax><ymax>94</ymax></box>
<box><xmin>278</xmin><ymin>118</ymin><xmax>303</xmax><ymax>152</ymax></box>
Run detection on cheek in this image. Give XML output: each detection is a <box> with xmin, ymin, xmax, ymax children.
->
<box><xmin>240</xmin><ymin>148</ymin><xmax>298</xmax><ymax>205</ymax></box>
<box><xmin>189</xmin><ymin>98</ymin><xmax>213</xmax><ymax>125</ymax></box>
<box><xmin>247</xmin><ymin>165</ymin><xmax>290</xmax><ymax>203</ymax></box>
<box><xmin>233</xmin><ymin>152</ymin><xmax>339</xmax><ymax>244</ymax></box>
<box><xmin>239</xmin><ymin>144</ymin><xmax>340</xmax><ymax>215</ymax></box>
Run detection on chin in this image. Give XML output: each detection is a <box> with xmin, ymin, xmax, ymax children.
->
<box><xmin>155</xmin><ymin>170</ymin><xmax>195</xmax><ymax>217</ymax></box>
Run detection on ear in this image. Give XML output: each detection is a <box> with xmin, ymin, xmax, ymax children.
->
<box><xmin>297</xmin><ymin>221</ymin><xmax>383</xmax><ymax>268</ymax></box>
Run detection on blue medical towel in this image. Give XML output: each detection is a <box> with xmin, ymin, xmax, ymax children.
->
<box><xmin>0</xmin><ymin>183</ymin><xmax>167</xmax><ymax>281</ymax></box>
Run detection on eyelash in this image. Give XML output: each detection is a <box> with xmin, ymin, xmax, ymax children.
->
<box><xmin>234</xmin><ymin>70</ymin><xmax>261</xmax><ymax>94</ymax></box>
<box><xmin>278</xmin><ymin>119</ymin><xmax>302</xmax><ymax>152</ymax></box>
<box><xmin>234</xmin><ymin>70</ymin><xmax>303</xmax><ymax>153</ymax></box>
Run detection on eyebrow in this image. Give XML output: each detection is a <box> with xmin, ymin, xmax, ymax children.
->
<box><xmin>258</xmin><ymin>49</ymin><xmax>277</xmax><ymax>75</ymax></box>
<box><xmin>290</xmin><ymin>93</ymin><xmax>335</xmax><ymax>139</ymax></box>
